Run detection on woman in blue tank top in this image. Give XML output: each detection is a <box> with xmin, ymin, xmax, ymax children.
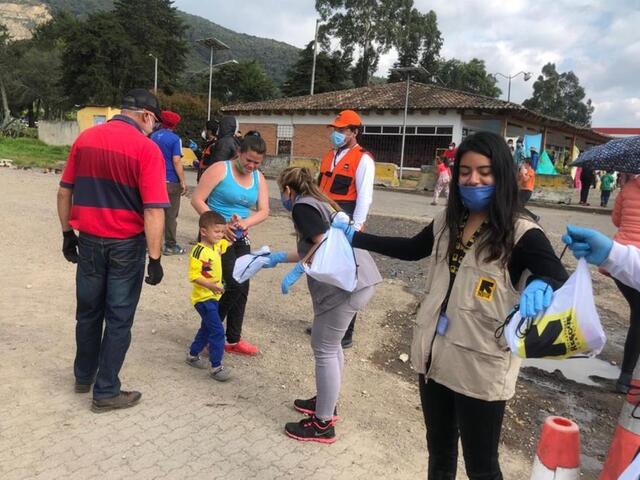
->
<box><xmin>191</xmin><ymin>134</ymin><xmax>270</xmax><ymax>356</ymax></box>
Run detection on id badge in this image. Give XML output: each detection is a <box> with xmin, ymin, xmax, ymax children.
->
<box><xmin>436</xmin><ymin>312</ymin><xmax>449</xmax><ymax>336</ymax></box>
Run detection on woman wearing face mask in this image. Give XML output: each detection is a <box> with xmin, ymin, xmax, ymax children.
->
<box><xmin>263</xmin><ymin>166</ymin><xmax>381</xmax><ymax>443</ymax></box>
<box><xmin>191</xmin><ymin>134</ymin><xmax>270</xmax><ymax>356</ymax></box>
<box><xmin>333</xmin><ymin>131</ymin><xmax>568</xmax><ymax>479</ymax></box>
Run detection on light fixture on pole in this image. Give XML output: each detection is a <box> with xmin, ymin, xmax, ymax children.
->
<box><xmin>196</xmin><ymin>37</ymin><xmax>232</xmax><ymax>121</ymax></box>
<box><xmin>492</xmin><ymin>71</ymin><xmax>532</xmax><ymax>102</ymax></box>
<box><xmin>310</xmin><ymin>19</ymin><xmax>320</xmax><ymax>95</ymax></box>
<box><xmin>148</xmin><ymin>53</ymin><xmax>158</xmax><ymax>94</ymax></box>
<box><xmin>390</xmin><ymin>66</ymin><xmax>429</xmax><ymax>179</ymax></box>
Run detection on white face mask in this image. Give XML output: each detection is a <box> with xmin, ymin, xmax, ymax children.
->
<box><xmin>201</xmin><ymin>130</ymin><xmax>207</xmax><ymax>140</ymax></box>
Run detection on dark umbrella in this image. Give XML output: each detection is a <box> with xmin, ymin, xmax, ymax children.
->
<box><xmin>571</xmin><ymin>135</ymin><xmax>640</xmax><ymax>173</ymax></box>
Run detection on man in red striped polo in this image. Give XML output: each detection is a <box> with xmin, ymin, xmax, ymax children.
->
<box><xmin>56</xmin><ymin>89</ymin><xmax>169</xmax><ymax>413</ymax></box>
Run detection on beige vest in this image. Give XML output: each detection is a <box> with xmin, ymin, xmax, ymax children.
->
<box><xmin>411</xmin><ymin>211</ymin><xmax>540</xmax><ymax>401</ymax></box>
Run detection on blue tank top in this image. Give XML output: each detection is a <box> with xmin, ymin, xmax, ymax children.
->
<box><xmin>207</xmin><ymin>161</ymin><xmax>260</xmax><ymax>222</ymax></box>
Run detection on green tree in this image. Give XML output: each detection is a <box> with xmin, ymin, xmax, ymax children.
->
<box><xmin>203</xmin><ymin>61</ymin><xmax>279</xmax><ymax>104</ymax></box>
<box><xmin>523</xmin><ymin>63</ymin><xmax>594</xmax><ymax>126</ymax></box>
<box><xmin>61</xmin><ymin>12</ymin><xmax>135</xmax><ymax>105</ymax></box>
<box><xmin>436</xmin><ymin>58</ymin><xmax>501</xmax><ymax>97</ymax></box>
<box><xmin>0</xmin><ymin>23</ymin><xmax>12</xmax><ymax>127</ymax></box>
<box><xmin>157</xmin><ymin>91</ymin><xmax>214</xmax><ymax>139</ymax></box>
<box><xmin>282</xmin><ymin>41</ymin><xmax>352</xmax><ymax>97</ymax></box>
<box><xmin>388</xmin><ymin>6</ymin><xmax>442</xmax><ymax>83</ymax></box>
<box><xmin>113</xmin><ymin>0</ymin><xmax>188</xmax><ymax>92</ymax></box>
<box><xmin>317</xmin><ymin>0</ymin><xmax>401</xmax><ymax>87</ymax></box>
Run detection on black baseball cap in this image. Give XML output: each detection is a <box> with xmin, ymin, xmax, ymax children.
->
<box><xmin>121</xmin><ymin>89</ymin><xmax>163</xmax><ymax>122</ymax></box>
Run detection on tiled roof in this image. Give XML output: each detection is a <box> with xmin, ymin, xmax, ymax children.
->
<box><xmin>222</xmin><ymin>81</ymin><xmax>609</xmax><ymax>143</ymax></box>
<box><xmin>223</xmin><ymin>81</ymin><xmax>521</xmax><ymax>113</ymax></box>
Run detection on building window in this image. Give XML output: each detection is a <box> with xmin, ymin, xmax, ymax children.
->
<box><xmin>382</xmin><ymin>126</ymin><xmax>401</xmax><ymax>134</ymax></box>
<box><xmin>417</xmin><ymin>126</ymin><xmax>436</xmax><ymax>135</ymax></box>
<box><xmin>436</xmin><ymin>126</ymin><xmax>453</xmax><ymax>135</ymax></box>
<box><xmin>277</xmin><ymin>139</ymin><xmax>292</xmax><ymax>155</ymax></box>
<box><xmin>277</xmin><ymin>125</ymin><xmax>294</xmax><ymax>139</ymax></box>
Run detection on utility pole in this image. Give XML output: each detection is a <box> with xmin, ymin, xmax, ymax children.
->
<box><xmin>310</xmin><ymin>19</ymin><xmax>320</xmax><ymax>95</ymax></box>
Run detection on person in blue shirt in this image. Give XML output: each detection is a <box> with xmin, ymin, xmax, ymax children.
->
<box><xmin>151</xmin><ymin>110</ymin><xmax>188</xmax><ymax>255</ymax></box>
<box><xmin>529</xmin><ymin>146</ymin><xmax>539</xmax><ymax>171</ymax></box>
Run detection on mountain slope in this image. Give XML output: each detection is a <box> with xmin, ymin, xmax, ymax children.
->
<box><xmin>1</xmin><ymin>0</ymin><xmax>299</xmax><ymax>85</ymax></box>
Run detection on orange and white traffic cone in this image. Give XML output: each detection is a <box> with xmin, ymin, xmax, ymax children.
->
<box><xmin>530</xmin><ymin>416</ymin><xmax>580</xmax><ymax>479</ymax></box>
<box><xmin>600</xmin><ymin>366</ymin><xmax>640</xmax><ymax>480</ymax></box>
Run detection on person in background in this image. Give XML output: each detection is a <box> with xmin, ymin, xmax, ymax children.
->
<box><xmin>443</xmin><ymin>141</ymin><xmax>457</xmax><ymax>165</ymax></box>
<box><xmin>600</xmin><ymin>170</ymin><xmax>615</xmax><ymax>207</ymax></box>
<box><xmin>57</xmin><ymin>89</ymin><xmax>168</xmax><ymax>412</ymax></box>
<box><xmin>191</xmin><ymin>134</ymin><xmax>270</xmax><ymax>356</ymax></box>
<box><xmin>529</xmin><ymin>146</ymin><xmax>539</xmax><ymax>171</ymax></box>
<box><xmin>610</xmin><ymin>175</ymin><xmax>640</xmax><ymax>392</ymax></box>
<box><xmin>210</xmin><ymin>115</ymin><xmax>240</xmax><ymax>165</ymax></box>
<box><xmin>431</xmin><ymin>156</ymin><xmax>451</xmax><ymax>206</ymax></box>
<box><xmin>507</xmin><ymin>138</ymin><xmax>515</xmax><ymax>156</ymax></box>
<box><xmin>579</xmin><ymin>166</ymin><xmax>595</xmax><ymax>205</ymax></box>
<box><xmin>317</xmin><ymin>109</ymin><xmax>375</xmax><ymax>348</ymax></box>
<box><xmin>514</xmin><ymin>138</ymin><xmax>525</xmax><ymax>165</ymax></box>
<box><xmin>333</xmin><ymin>131</ymin><xmax>567</xmax><ymax>479</ymax></box>
<box><xmin>517</xmin><ymin>158</ymin><xmax>535</xmax><ymax>206</ymax></box>
<box><xmin>150</xmin><ymin>110</ymin><xmax>188</xmax><ymax>255</ymax></box>
<box><xmin>196</xmin><ymin>120</ymin><xmax>219</xmax><ymax>182</ymax></box>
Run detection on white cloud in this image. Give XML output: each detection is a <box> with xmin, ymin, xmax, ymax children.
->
<box><xmin>174</xmin><ymin>0</ymin><xmax>640</xmax><ymax>126</ymax></box>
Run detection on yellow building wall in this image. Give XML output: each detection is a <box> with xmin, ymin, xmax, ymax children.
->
<box><xmin>77</xmin><ymin>106</ymin><xmax>121</xmax><ymax>132</ymax></box>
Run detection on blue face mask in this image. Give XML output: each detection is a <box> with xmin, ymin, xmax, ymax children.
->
<box><xmin>458</xmin><ymin>184</ymin><xmax>495</xmax><ymax>212</ymax></box>
<box><xmin>331</xmin><ymin>131</ymin><xmax>346</xmax><ymax>149</ymax></box>
<box><xmin>281</xmin><ymin>192</ymin><xmax>294</xmax><ymax>212</ymax></box>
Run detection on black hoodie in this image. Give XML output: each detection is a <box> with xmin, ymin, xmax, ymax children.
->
<box><xmin>210</xmin><ymin>115</ymin><xmax>240</xmax><ymax>164</ymax></box>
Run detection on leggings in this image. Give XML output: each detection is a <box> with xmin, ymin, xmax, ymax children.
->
<box><xmin>418</xmin><ymin>376</ymin><xmax>506</xmax><ymax>480</ymax></box>
<box><xmin>219</xmin><ymin>238</ymin><xmax>251</xmax><ymax>343</ymax></box>
<box><xmin>615</xmin><ymin>279</ymin><xmax>640</xmax><ymax>375</ymax></box>
<box><xmin>311</xmin><ymin>286</ymin><xmax>374</xmax><ymax>420</ymax></box>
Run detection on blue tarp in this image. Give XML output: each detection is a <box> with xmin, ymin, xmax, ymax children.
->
<box><xmin>524</xmin><ymin>134</ymin><xmax>542</xmax><ymax>157</ymax></box>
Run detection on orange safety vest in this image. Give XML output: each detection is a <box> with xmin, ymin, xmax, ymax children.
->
<box><xmin>319</xmin><ymin>146</ymin><xmax>370</xmax><ymax>202</ymax></box>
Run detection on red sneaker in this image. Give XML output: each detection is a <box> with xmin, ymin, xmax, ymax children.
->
<box><xmin>224</xmin><ymin>339</ymin><xmax>259</xmax><ymax>356</ymax></box>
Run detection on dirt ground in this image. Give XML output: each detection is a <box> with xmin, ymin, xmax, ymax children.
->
<box><xmin>0</xmin><ymin>167</ymin><xmax>628</xmax><ymax>479</ymax></box>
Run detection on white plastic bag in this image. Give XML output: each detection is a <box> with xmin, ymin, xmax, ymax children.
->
<box><xmin>303</xmin><ymin>227</ymin><xmax>357</xmax><ymax>291</ymax></box>
<box><xmin>232</xmin><ymin>246</ymin><xmax>271</xmax><ymax>283</ymax></box>
<box><xmin>504</xmin><ymin>258</ymin><xmax>606</xmax><ymax>359</ymax></box>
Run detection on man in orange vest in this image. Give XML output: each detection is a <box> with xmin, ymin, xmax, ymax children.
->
<box><xmin>317</xmin><ymin>109</ymin><xmax>375</xmax><ymax>348</ymax></box>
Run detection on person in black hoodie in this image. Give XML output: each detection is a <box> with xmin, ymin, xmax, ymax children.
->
<box><xmin>211</xmin><ymin>115</ymin><xmax>241</xmax><ymax>164</ymax></box>
<box><xmin>579</xmin><ymin>166</ymin><xmax>595</xmax><ymax>205</ymax></box>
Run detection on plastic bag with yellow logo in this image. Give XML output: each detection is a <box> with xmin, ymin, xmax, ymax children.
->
<box><xmin>503</xmin><ymin>258</ymin><xmax>606</xmax><ymax>359</ymax></box>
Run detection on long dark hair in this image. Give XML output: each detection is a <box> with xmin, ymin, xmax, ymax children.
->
<box><xmin>440</xmin><ymin>131</ymin><xmax>523</xmax><ymax>265</ymax></box>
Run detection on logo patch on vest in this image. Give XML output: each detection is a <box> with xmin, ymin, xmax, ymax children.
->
<box><xmin>475</xmin><ymin>277</ymin><xmax>496</xmax><ymax>301</ymax></box>
<box><xmin>342</xmin><ymin>163</ymin><xmax>350</xmax><ymax>170</ymax></box>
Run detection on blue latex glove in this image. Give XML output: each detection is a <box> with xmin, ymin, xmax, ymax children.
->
<box><xmin>331</xmin><ymin>211</ymin><xmax>355</xmax><ymax>244</ymax></box>
<box><xmin>188</xmin><ymin>139</ymin><xmax>198</xmax><ymax>150</ymax></box>
<box><xmin>264</xmin><ymin>251</ymin><xmax>287</xmax><ymax>269</ymax></box>
<box><xmin>562</xmin><ymin>224</ymin><xmax>613</xmax><ymax>266</ymax></box>
<box><xmin>519</xmin><ymin>279</ymin><xmax>553</xmax><ymax>318</ymax></box>
<box><xmin>281</xmin><ymin>262</ymin><xmax>305</xmax><ymax>294</ymax></box>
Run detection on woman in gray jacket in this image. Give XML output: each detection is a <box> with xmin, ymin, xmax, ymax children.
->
<box><xmin>264</xmin><ymin>166</ymin><xmax>381</xmax><ymax>443</ymax></box>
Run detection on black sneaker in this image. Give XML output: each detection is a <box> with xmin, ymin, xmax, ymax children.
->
<box><xmin>284</xmin><ymin>415</ymin><xmax>336</xmax><ymax>444</ymax></box>
<box><xmin>91</xmin><ymin>390</ymin><xmax>142</xmax><ymax>413</ymax></box>
<box><xmin>293</xmin><ymin>396</ymin><xmax>338</xmax><ymax>420</ymax></box>
<box><xmin>341</xmin><ymin>336</ymin><xmax>353</xmax><ymax>349</ymax></box>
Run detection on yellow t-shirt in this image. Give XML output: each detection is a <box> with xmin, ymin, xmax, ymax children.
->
<box><xmin>188</xmin><ymin>240</ymin><xmax>229</xmax><ymax>305</ymax></box>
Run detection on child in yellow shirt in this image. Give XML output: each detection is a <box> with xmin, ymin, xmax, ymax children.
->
<box><xmin>185</xmin><ymin>211</ymin><xmax>232</xmax><ymax>381</ymax></box>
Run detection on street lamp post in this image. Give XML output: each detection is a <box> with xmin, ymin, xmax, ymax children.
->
<box><xmin>148</xmin><ymin>54</ymin><xmax>158</xmax><ymax>94</ymax></box>
<box><xmin>493</xmin><ymin>71</ymin><xmax>532</xmax><ymax>102</ymax></box>
<box><xmin>390</xmin><ymin>66</ymin><xmax>429</xmax><ymax>179</ymax></box>
<box><xmin>196</xmin><ymin>37</ymin><xmax>232</xmax><ymax>121</ymax></box>
<box><xmin>310</xmin><ymin>19</ymin><xmax>320</xmax><ymax>95</ymax></box>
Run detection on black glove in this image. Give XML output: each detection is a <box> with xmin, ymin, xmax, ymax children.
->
<box><xmin>62</xmin><ymin>230</ymin><xmax>79</xmax><ymax>263</ymax></box>
<box><xmin>145</xmin><ymin>256</ymin><xmax>163</xmax><ymax>285</ymax></box>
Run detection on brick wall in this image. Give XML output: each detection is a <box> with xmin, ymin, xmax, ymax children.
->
<box><xmin>292</xmin><ymin>124</ymin><xmax>329</xmax><ymax>159</ymax></box>
<box><xmin>237</xmin><ymin>122</ymin><xmax>277</xmax><ymax>155</ymax></box>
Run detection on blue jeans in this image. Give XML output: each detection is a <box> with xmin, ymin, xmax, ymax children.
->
<box><xmin>190</xmin><ymin>300</ymin><xmax>225</xmax><ymax>368</ymax></box>
<box><xmin>74</xmin><ymin>233</ymin><xmax>146</xmax><ymax>399</ymax></box>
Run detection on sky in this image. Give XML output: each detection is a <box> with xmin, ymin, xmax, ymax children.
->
<box><xmin>174</xmin><ymin>0</ymin><xmax>640</xmax><ymax>127</ymax></box>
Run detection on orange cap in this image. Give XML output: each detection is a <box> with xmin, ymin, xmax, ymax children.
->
<box><xmin>329</xmin><ymin>110</ymin><xmax>362</xmax><ymax>128</ymax></box>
